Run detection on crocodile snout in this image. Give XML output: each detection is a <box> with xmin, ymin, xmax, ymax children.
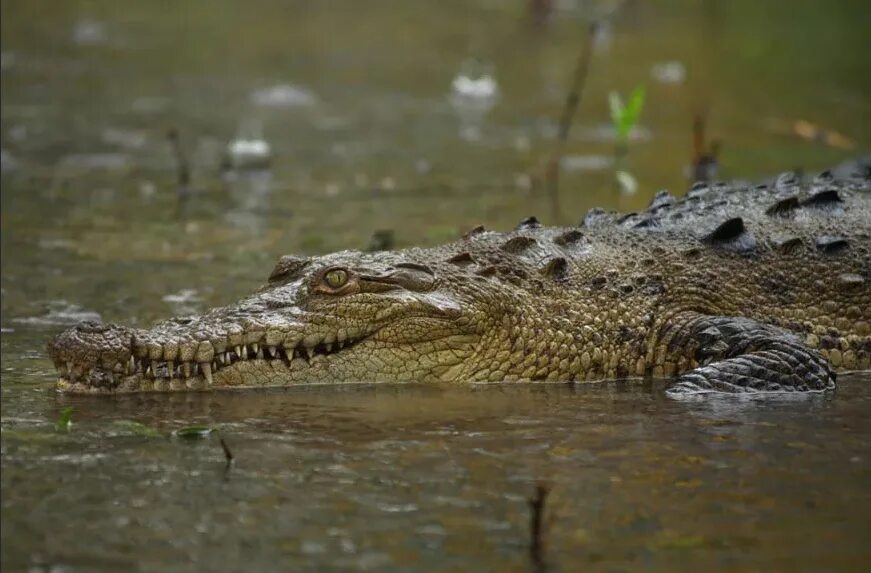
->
<box><xmin>47</xmin><ymin>321</ymin><xmax>136</xmax><ymax>389</ymax></box>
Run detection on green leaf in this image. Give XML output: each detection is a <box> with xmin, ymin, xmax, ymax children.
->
<box><xmin>608</xmin><ymin>91</ymin><xmax>624</xmax><ymax>133</ymax></box>
<box><xmin>609</xmin><ymin>85</ymin><xmax>646</xmax><ymax>144</ymax></box>
<box><xmin>112</xmin><ymin>420</ymin><xmax>162</xmax><ymax>437</ymax></box>
<box><xmin>174</xmin><ymin>426</ymin><xmax>214</xmax><ymax>439</ymax></box>
<box><xmin>622</xmin><ymin>85</ymin><xmax>646</xmax><ymax>134</ymax></box>
<box><xmin>55</xmin><ymin>407</ymin><xmax>74</xmax><ymax>432</ymax></box>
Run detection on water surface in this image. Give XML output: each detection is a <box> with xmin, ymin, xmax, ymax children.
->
<box><xmin>2</xmin><ymin>1</ymin><xmax>870</xmax><ymax>571</ymax></box>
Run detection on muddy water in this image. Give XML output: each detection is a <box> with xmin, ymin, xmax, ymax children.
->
<box><xmin>2</xmin><ymin>1</ymin><xmax>870</xmax><ymax>571</ymax></box>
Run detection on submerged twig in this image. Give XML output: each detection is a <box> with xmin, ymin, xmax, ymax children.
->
<box><xmin>528</xmin><ymin>482</ymin><xmax>552</xmax><ymax>569</ymax></box>
<box><xmin>691</xmin><ymin>113</ymin><xmax>720</xmax><ymax>183</ymax></box>
<box><xmin>166</xmin><ymin>128</ymin><xmax>191</xmax><ymax>199</ymax></box>
<box><xmin>219</xmin><ymin>435</ymin><xmax>234</xmax><ymax>468</ymax></box>
<box><xmin>545</xmin><ymin>22</ymin><xmax>599</xmax><ymax>222</ymax></box>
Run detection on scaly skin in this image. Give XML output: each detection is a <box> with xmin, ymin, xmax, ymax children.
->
<box><xmin>48</xmin><ymin>170</ymin><xmax>871</xmax><ymax>395</ymax></box>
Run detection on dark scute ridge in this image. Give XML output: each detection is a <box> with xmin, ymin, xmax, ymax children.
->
<box><xmin>554</xmin><ymin>229</ymin><xmax>585</xmax><ymax>246</ymax></box>
<box><xmin>515</xmin><ymin>216</ymin><xmax>541</xmax><ymax>230</ymax></box>
<box><xmin>446</xmin><ymin>252</ymin><xmax>475</xmax><ymax>265</ymax></box>
<box><xmin>813</xmin><ymin>170</ymin><xmax>834</xmax><ymax>185</ymax></box>
<box><xmin>463</xmin><ymin>225</ymin><xmax>486</xmax><ymax>239</ymax></box>
<box><xmin>815</xmin><ymin>236</ymin><xmax>849</xmax><ymax>254</ymax></box>
<box><xmin>703</xmin><ymin>217</ymin><xmax>757</xmax><ymax>253</ymax></box>
<box><xmin>773</xmin><ymin>237</ymin><xmax>803</xmax><ymax>254</ymax></box>
<box><xmin>775</xmin><ymin>171</ymin><xmax>800</xmax><ymax>190</ymax></box>
<box><xmin>649</xmin><ymin>190</ymin><xmax>676</xmax><ymax>209</ymax></box>
<box><xmin>801</xmin><ymin>189</ymin><xmax>843</xmax><ymax>208</ymax></box>
<box><xmin>581</xmin><ymin>208</ymin><xmax>617</xmax><ymax>228</ymax></box>
<box><xmin>540</xmin><ymin>257</ymin><xmax>568</xmax><ymax>281</ymax></box>
<box><xmin>765</xmin><ymin>196</ymin><xmax>799</xmax><ymax>217</ymax></box>
<box><xmin>269</xmin><ymin>255</ymin><xmax>311</xmax><ymax>282</ymax></box>
<box><xmin>500</xmin><ymin>236</ymin><xmax>539</xmax><ymax>253</ymax></box>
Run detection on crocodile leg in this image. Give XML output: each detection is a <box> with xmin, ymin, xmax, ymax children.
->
<box><xmin>664</xmin><ymin>315</ymin><xmax>836</xmax><ymax>397</ymax></box>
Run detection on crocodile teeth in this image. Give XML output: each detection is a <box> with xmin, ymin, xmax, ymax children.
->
<box><xmin>183</xmin><ymin>362</ymin><xmax>191</xmax><ymax>378</ymax></box>
<box><xmin>324</xmin><ymin>342</ymin><xmax>334</xmax><ymax>353</ymax></box>
<box><xmin>251</xmin><ymin>343</ymin><xmax>259</xmax><ymax>355</ymax></box>
<box><xmin>201</xmin><ymin>362</ymin><xmax>213</xmax><ymax>385</ymax></box>
<box><xmin>302</xmin><ymin>334</ymin><xmax>321</xmax><ymax>349</ymax></box>
<box><xmin>128</xmin><ymin>356</ymin><xmax>135</xmax><ymax>374</ymax></box>
<box><xmin>305</xmin><ymin>347</ymin><xmax>314</xmax><ymax>360</ymax></box>
<box><xmin>267</xmin><ymin>346</ymin><xmax>277</xmax><ymax>358</ymax></box>
<box><xmin>256</xmin><ymin>347</ymin><xmax>264</xmax><ymax>359</ymax></box>
<box><xmin>145</xmin><ymin>365</ymin><xmax>153</xmax><ymax>378</ymax></box>
<box><xmin>241</xmin><ymin>345</ymin><xmax>248</xmax><ymax>359</ymax></box>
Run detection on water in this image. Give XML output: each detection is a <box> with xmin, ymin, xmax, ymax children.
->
<box><xmin>2</xmin><ymin>1</ymin><xmax>870</xmax><ymax>571</ymax></box>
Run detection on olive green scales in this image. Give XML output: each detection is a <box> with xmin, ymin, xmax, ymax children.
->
<box><xmin>48</xmin><ymin>170</ymin><xmax>870</xmax><ymax>396</ymax></box>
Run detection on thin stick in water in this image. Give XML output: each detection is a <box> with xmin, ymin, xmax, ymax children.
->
<box><xmin>528</xmin><ymin>482</ymin><xmax>552</xmax><ymax>567</ymax></box>
<box><xmin>545</xmin><ymin>22</ymin><xmax>599</xmax><ymax>222</ymax></box>
<box><xmin>219</xmin><ymin>435</ymin><xmax>234</xmax><ymax>468</ymax></box>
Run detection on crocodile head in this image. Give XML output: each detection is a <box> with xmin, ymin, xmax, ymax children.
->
<box><xmin>47</xmin><ymin>250</ymin><xmax>488</xmax><ymax>393</ymax></box>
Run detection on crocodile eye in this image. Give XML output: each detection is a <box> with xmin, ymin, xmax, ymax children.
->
<box><xmin>323</xmin><ymin>269</ymin><xmax>348</xmax><ymax>289</ymax></box>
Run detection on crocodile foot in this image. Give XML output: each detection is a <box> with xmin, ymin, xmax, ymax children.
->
<box><xmin>665</xmin><ymin>315</ymin><xmax>836</xmax><ymax>397</ymax></box>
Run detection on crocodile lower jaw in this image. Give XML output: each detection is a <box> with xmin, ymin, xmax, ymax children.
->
<box><xmin>54</xmin><ymin>333</ymin><xmax>369</xmax><ymax>393</ymax></box>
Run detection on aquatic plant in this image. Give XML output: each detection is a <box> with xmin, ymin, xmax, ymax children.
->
<box><xmin>55</xmin><ymin>407</ymin><xmax>74</xmax><ymax>432</ymax></box>
<box><xmin>608</xmin><ymin>85</ymin><xmax>645</xmax><ymax>194</ymax></box>
<box><xmin>609</xmin><ymin>85</ymin><xmax>646</xmax><ymax>149</ymax></box>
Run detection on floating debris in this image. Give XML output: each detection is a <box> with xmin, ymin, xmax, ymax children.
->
<box><xmin>560</xmin><ymin>154</ymin><xmax>613</xmax><ymax>172</ymax></box>
<box><xmin>226</xmin><ymin>138</ymin><xmax>272</xmax><ymax>169</ymax></box>
<box><xmin>615</xmin><ymin>170</ymin><xmax>639</xmax><ymax>195</ymax></box>
<box><xmin>225</xmin><ymin>120</ymin><xmax>273</xmax><ymax>171</ymax></box>
<box><xmin>101</xmin><ymin>127</ymin><xmax>147</xmax><ymax>150</ymax></box>
<box><xmin>72</xmin><ymin>18</ymin><xmax>108</xmax><ymax>46</ymax></box>
<box><xmin>250</xmin><ymin>83</ymin><xmax>317</xmax><ymax>108</ymax></box>
<box><xmin>12</xmin><ymin>301</ymin><xmax>101</xmax><ymax>326</ymax></box>
<box><xmin>651</xmin><ymin>61</ymin><xmax>686</xmax><ymax>85</ymax></box>
<box><xmin>764</xmin><ymin>117</ymin><xmax>855</xmax><ymax>150</ymax></box>
<box><xmin>162</xmin><ymin>289</ymin><xmax>203</xmax><ymax>316</ymax></box>
<box><xmin>449</xmin><ymin>62</ymin><xmax>500</xmax><ymax>141</ymax></box>
<box><xmin>792</xmin><ymin>119</ymin><xmax>854</xmax><ymax>150</ymax></box>
<box><xmin>173</xmin><ymin>426</ymin><xmax>214</xmax><ymax>439</ymax></box>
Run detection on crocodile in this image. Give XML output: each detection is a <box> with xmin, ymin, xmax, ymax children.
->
<box><xmin>48</xmin><ymin>169</ymin><xmax>871</xmax><ymax>396</ymax></box>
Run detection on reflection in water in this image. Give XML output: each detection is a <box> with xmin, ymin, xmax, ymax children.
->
<box><xmin>1</xmin><ymin>0</ymin><xmax>870</xmax><ymax>570</ymax></box>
